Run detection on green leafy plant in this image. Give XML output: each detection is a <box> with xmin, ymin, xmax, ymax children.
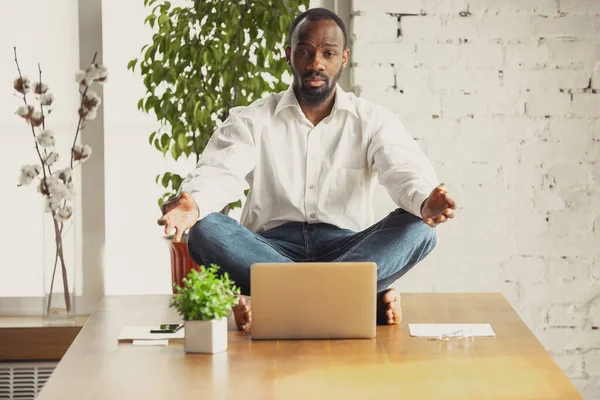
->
<box><xmin>128</xmin><ymin>0</ymin><xmax>309</xmax><ymax>209</ymax></box>
<box><xmin>170</xmin><ymin>265</ymin><xmax>241</xmax><ymax>321</ymax></box>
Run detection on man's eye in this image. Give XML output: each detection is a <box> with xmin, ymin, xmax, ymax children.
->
<box><xmin>296</xmin><ymin>50</ymin><xmax>309</xmax><ymax>56</ymax></box>
<box><xmin>325</xmin><ymin>52</ymin><xmax>335</xmax><ymax>57</ymax></box>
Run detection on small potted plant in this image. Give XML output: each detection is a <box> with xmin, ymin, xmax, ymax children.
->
<box><xmin>170</xmin><ymin>265</ymin><xmax>240</xmax><ymax>354</ymax></box>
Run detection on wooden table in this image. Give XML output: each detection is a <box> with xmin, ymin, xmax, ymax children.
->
<box><xmin>37</xmin><ymin>293</ymin><xmax>581</xmax><ymax>400</ymax></box>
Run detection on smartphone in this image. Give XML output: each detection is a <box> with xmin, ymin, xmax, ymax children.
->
<box><xmin>150</xmin><ymin>324</ymin><xmax>183</xmax><ymax>334</ymax></box>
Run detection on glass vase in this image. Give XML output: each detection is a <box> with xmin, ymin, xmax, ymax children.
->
<box><xmin>42</xmin><ymin>206</ymin><xmax>76</xmax><ymax>325</ymax></box>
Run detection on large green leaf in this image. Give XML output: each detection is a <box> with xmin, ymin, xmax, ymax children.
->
<box><xmin>170</xmin><ymin>143</ymin><xmax>182</xmax><ymax>160</ymax></box>
<box><xmin>176</xmin><ymin>134</ymin><xmax>187</xmax><ymax>152</ymax></box>
<box><xmin>160</xmin><ymin>133</ymin><xmax>170</xmax><ymax>155</ymax></box>
<box><xmin>127</xmin><ymin>59</ymin><xmax>137</xmax><ymax>71</ymax></box>
<box><xmin>158</xmin><ymin>14</ymin><xmax>169</xmax><ymax>26</ymax></box>
<box><xmin>161</xmin><ymin>172</ymin><xmax>172</xmax><ymax>188</ymax></box>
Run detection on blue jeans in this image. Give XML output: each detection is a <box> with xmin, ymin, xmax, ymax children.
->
<box><xmin>187</xmin><ymin>209</ymin><xmax>437</xmax><ymax>296</ymax></box>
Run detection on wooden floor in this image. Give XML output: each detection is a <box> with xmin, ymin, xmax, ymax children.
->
<box><xmin>37</xmin><ymin>293</ymin><xmax>582</xmax><ymax>400</ymax></box>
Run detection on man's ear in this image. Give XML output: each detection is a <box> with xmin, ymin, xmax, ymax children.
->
<box><xmin>342</xmin><ymin>48</ymin><xmax>350</xmax><ymax>68</ymax></box>
<box><xmin>285</xmin><ymin>46</ymin><xmax>291</xmax><ymax>65</ymax></box>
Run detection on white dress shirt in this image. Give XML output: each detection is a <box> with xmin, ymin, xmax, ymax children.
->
<box><xmin>179</xmin><ymin>84</ymin><xmax>439</xmax><ymax>233</ymax></box>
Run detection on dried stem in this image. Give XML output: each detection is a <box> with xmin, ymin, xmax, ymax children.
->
<box><xmin>14</xmin><ymin>47</ymin><xmax>48</xmax><ymax>181</ymax></box>
<box><xmin>15</xmin><ymin>47</ymin><xmax>72</xmax><ymax>314</ymax></box>
<box><xmin>71</xmin><ymin>51</ymin><xmax>98</xmax><ymax>169</ymax></box>
<box><xmin>37</xmin><ymin>53</ymin><xmax>70</xmax><ymax>312</ymax></box>
<box><xmin>38</xmin><ymin>63</ymin><xmax>45</xmax><ymax>131</ymax></box>
<box><xmin>46</xmin><ymin>245</ymin><xmax>60</xmax><ymax>314</ymax></box>
<box><xmin>37</xmin><ymin>63</ymin><xmax>53</xmax><ymax>174</ymax></box>
<box><xmin>53</xmin><ymin>218</ymin><xmax>71</xmax><ymax>312</ymax></box>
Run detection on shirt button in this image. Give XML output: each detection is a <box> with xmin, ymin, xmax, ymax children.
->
<box><xmin>310</xmin><ymin>213</ymin><xmax>316</xmax><ymax>219</ymax></box>
<box><xmin>309</xmin><ymin>185</ymin><xmax>314</xmax><ymax>189</ymax></box>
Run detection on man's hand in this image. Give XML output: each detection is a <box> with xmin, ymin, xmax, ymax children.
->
<box><xmin>421</xmin><ymin>184</ymin><xmax>456</xmax><ymax>227</ymax></box>
<box><xmin>157</xmin><ymin>192</ymin><xmax>200</xmax><ymax>242</ymax></box>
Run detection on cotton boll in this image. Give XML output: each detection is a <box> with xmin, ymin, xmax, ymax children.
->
<box><xmin>44</xmin><ymin>152</ymin><xmax>59</xmax><ymax>166</ymax></box>
<box><xmin>84</xmin><ymin>109</ymin><xmax>97</xmax><ymax>121</ymax></box>
<box><xmin>34</xmin><ymin>82</ymin><xmax>49</xmax><ymax>94</ymax></box>
<box><xmin>76</xmin><ymin>70</ymin><xmax>92</xmax><ymax>87</ymax></box>
<box><xmin>38</xmin><ymin>175</ymin><xmax>59</xmax><ymax>195</ymax></box>
<box><xmin>40</xmin><ymin>93</ymin><xmax>54</xmax><ymax>106</ymax></box>
<box><xmin>57</xmin><ymin>167</ymin><xmax>72</xmax><ymax>183</ymax></box>
<box><xmin>30</xmin><ymin>111</ymin><xmax>44</xmax><ymax>127</ymax></box>
<box><xmin>45</xmin><ymin>197</ymin><xmax>61</xmax><ymax>213</ymax></box>
<box><xmin>72</xmin><ymin>144</ymin><xmax>92</xmax><ymax>162</ymax></box>
<box><xmin>36</xmin><ymin>129</ymin><xmax>55</xmax><ymax>148</ymax></box>
<box><xmin>48</xmin><ymin>179</ymin><xmax>71</xmax><ymax>201</ymax></box>
<box><xmin>75</xmin><ymin>70</ymin><xmax>86</xmax><ymax>84</ymax></box>
<box><xmin>86</xmin><ymin>65</ymin><xmax>100</xmax><ymax>80</ymax></box>
<box><xmin>18</xmin><ymin>164</ymin><xmax>42</xmax><ymax>186</ymax></box>
<box><xmin>13</xmin><ymin>77</ymin><xmax>31</xmax><ymax>94</ymax></box>
<box><xmin>19</xmin><ymin>174</ymin><xmax>34</xmax><ymax>185</ymax></box>
<box><xmin>16</xmin><ymin>105</ymin><xmax>34</xmax><ymax>118</ymax></box>
<box><xmin>96</xmin><ymin>64</ymin><xmax>107</xmax><ymax>78</ymax></box>
<box><xmin>81</xmin><ymin>144</ymin><xmax>92</xmax><ymax>159</ymax></box>
<box><xmin>83</xmin><ymin>91</ymin><xmax>101</xmax><ymax>109</ymax></box>
<box><xmin>54</xmin><ymin>205</ymin><xmax>73</xmax><ymax>222</ymax></box>
<box><xmin>95</xmin><ymin>64</ymin><xmax>108</xmax><ymax>84</ymax></box>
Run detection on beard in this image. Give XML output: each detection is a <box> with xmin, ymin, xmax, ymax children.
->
<box><xmin>292</xmin><ymin>64</ymin><xmax>343</xmax><ymax>106</ymax></box>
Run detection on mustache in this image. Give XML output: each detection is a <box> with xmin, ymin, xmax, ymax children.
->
<box><xmin>302</xmin><ymin>72</ymin><xmax>328</xmax><ymax>81</ymax></box>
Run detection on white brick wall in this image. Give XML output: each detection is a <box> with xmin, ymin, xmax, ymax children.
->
<box><xmin>533</xmin><ymin>16</ymin><xmax>600</xmax><ymax>37</ymax></box>
<box><xmin>351</xmin><ymin>0</ymin><xmax>600</xmax><ymax>398</ymax></box>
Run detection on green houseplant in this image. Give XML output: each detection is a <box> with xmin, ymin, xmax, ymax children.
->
<box><xmin>171</xmin><ymin>265</ymin><xmax>240</xmax><ymax>353</ymax></box>
<box><xmin>128</xmin><ymin>0</ymin><xmax>309</xmax><ymax>209</ymax></box>
<box><xmin>128</xmin><ymin>0</ymin><xmax>309</xmax><ymax>288</ymax></box>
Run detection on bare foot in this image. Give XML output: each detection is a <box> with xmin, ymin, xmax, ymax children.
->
<box><xmin>232</xmin><ymin>296</ymin><xmax>251</xmax><ymax>331</ymax></box>
<box><xmin>377</xmin><ymin>289</ymin><xmax>401</xmax><ymax>325</ymax></box>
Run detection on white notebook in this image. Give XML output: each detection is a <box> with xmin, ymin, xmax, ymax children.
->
<box><xmin>117</xmin><ymin>326</ymin><xmax>185</xmax><ymax>342</ymax></box>
<box><xmin>408</xmin><ymin>323</ymin><xmax>495</xmax><ymax>337</ymax></box>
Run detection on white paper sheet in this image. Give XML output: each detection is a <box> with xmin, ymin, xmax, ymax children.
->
<box><xmin>117</xmin><ymin>326</ymin><xmax>184</xmax><ymax>342</ymax></box>
<box><xmin>408</xmin><ymin>323</ymin><xmax>495</xmax><ymax>338</ymax></box>
<box><xmin>132</xmin><ymin>339</ymin><xmax>169</xmax><ymax>346</ymax></box>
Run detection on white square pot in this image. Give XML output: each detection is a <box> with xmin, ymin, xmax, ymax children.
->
<box><xmin>184</xmin><ymin>317</ymin><xmax>228</xmax><ymax>354</ymax></box>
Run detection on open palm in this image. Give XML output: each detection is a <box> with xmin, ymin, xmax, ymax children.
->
<box><xmin>157</xmin><ymin>192</ymin><xmax>200</xmax><ymax>242</ymax></box>
<box><xmin>421</xmin><ymin>184</ymin><xmax>456</xmax><ymax>227</ymax></box>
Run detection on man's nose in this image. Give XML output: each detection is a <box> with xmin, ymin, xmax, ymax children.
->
<box><xmin>307</xmin><ymin>53</ymin><xmax>325</xmax><ymax>71</ymax></box>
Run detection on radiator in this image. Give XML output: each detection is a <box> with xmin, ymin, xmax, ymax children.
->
<box><xmin>0</xmin><ymin>362</ymin><xmax>57</xmax><ymax>400</ymax></box>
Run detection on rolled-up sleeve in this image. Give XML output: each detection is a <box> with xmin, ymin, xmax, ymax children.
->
<box><xmin>368</xmin><ymin>115</ymin><xmax>439</xmax><ymax>218</ymax></box>
<box><xmin>178</xmin><ymin>108</ymin><xmax>256</xmax><ymax>220</ymax></box>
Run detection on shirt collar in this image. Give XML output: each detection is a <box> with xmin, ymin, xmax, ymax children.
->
<box><xmin>274</xmin><ymin>84</ymin><xmax>358</xmax><ymax>119</ymax></box>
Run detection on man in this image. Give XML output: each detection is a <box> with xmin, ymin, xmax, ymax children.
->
<box><xmin>158</xmin><ymin>8</ymin><xmax>456</xmax><ymax>331</ymax></box>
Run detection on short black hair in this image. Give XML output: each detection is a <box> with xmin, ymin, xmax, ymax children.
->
<box><xmin>288</xmin><ymin>8</ymin><xmax>348</xmax><ymax>49</ymax></box>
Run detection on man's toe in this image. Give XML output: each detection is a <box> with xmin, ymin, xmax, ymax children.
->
<box><xmin>233</xmin><ymin>296</ymin><xmax>252</xmax><ymax>331</ymax></box>
<box><xmin>383</xmin><ymin>289</ymin><xmax>401</xmax><ymax>325</ymax></box>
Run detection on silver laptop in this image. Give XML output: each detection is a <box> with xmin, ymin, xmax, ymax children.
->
<box><xmin>250</xmin><ymin>262</ymin><xmax>377</xmax><ymax>340</ymax></box>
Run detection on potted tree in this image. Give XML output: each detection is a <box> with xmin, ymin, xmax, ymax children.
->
<box><xmin>128</xmin><ymin>0</ymin><xmax>309</xmax><ymax>289</ymax></box>
<box><xmin>171</xmin><ymin>264</ymin><xmax>240</xmax><ymax>353</ymax></box>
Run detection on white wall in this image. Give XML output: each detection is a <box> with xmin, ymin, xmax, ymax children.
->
<box><xmin>351</xmin><ymin>0</ymin><xmax>600</xmax><ymax>398</ymax></box>
<box><xmin>102</xmin><ymin>0</ymin><xmax>184</xmax><ymax>295</ymax></box>
<box><xmin>101</xmin><ymin>0</ymin><xmax>249</xmax><ymax>295</ymax></box>
<box><xmin>0</xmin><ymin>1</ymin><xmax>81</xmax><ymax>298</ymax></box>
